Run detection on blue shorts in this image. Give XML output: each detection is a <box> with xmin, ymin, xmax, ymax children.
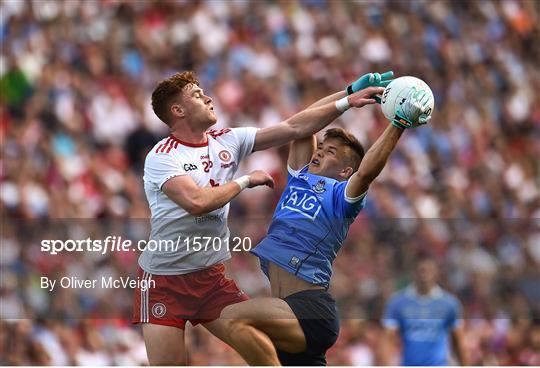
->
<box><xmin>277</xmin><ymin>289</ymin><xmax>340</xmax><ymax>366</ymax></box>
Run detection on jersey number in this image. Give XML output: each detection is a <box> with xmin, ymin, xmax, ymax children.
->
<box><xmin>202</xmin><ymin>160</ymin><xmax>213</xmax><ymax>173</ymax></box>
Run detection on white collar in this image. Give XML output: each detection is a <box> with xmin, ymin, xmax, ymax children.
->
<box><xmin>405</xmin><ymin>284</ymin><xmax>443</xmax><ymax>300</ymax></box>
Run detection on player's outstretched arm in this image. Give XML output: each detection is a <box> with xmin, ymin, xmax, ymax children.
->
<box><xmin>162</xmin><ymin>170</ymin><xmax>274</xmax><ymax>215</ymax></box>
<box><xmin>346</xmin><ymin>125</ymin><xmax>403</xmax><ymax>198</ymax></box>
<box><xmin>305</xmin><ymin>71</ymin><xmax>394</xmax><ymax>109</ymax></box>
<box><xmin>253</xmin><ymin>86</ymin><xmax>384</xmax><ymax>152</ymax></box>
<box><xmin>286</xmin><ymin>72</ymin><xmax>394</xmax><ymax>170</ymax></box>
<box><xmin>305</xmin><ymin>91</ymin><xmax>346</xmax><ymax>109</ymax></box>
<box><xmin>346</xmin><ymin>89</ymin><xmax>432</xmax><ymax>197</ymax></box>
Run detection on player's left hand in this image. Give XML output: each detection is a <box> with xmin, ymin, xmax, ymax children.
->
<box><xmin>347</xmin><ymin>71</ymin><xmax>394</xmax><ymax>103</ymax></box>
<box><xmin>391</xmin><ymin>89</ymin><xmax>432</xmax><ymax>130</ymax></box>
<box><xmin>348</xmin><ymin>87</ymin><xmax>385</xmax><ymax>108</ymax></box>
<box><xmin>247</xmin><ymin>170</ymin><xmax>275</xmax><ymax>189</ymax></box>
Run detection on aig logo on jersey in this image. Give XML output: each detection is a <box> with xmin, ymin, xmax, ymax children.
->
<box><xmin>281</xmin><ymin>186</ymin><xmax>322</xmax><ymax>220</ymax></box>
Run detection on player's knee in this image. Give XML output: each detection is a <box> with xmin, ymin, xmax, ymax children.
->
<box><xmin>226</xmin><ymin>319</ymin><xmax>255</xmax><ymax>340</ymax></box>
<box><xmin>219</xmin><ymin>304</ymin><xmax>243</xmax><ymax>320</ymax></box>
<box><xmin>146</xmin><ymin>345</ymin><xmax>185</xmax><ymax>365</ymax></box>
<box><xmin>142</xmin><ymin>325</ymin><xmax>186</xmax><ymax>365</ymax></box>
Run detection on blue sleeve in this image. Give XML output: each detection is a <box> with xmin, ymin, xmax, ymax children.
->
<box><xmin>286</xmin><ymin>165</ymin><xmax>309</xmax><ymax>182</ymax></box>
<box><xmin>382</xmin><ymin>295</ymin><xmax>400</xmax><ymax>329</ymax></box>
<box><xmin>333</xmin><ymin>180</ymin><xmax>367</xmax><ymax>219</ymax></box>
<box><xmin>447</xmin><ymin>297</ymin><xmax>463</xmax><ymax>330</ymax></box>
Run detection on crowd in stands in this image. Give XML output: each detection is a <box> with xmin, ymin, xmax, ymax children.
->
<box><xmin>1</xmin><ymin>0</ymin><xmax>538</xmax><ymax>365</ymax></box>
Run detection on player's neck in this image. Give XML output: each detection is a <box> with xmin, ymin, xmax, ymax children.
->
<box><xmin>170</xmin><ymin>121</ymin><xmax>208</xmax><ymax>145</ymax></box>
<box><xmin>415</xmin><ymin>284</ymin><xmax>436</xmax><ymax>296</ymax></box>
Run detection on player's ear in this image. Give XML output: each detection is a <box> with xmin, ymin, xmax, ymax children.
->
<box><xmin>171</xmin><ymin>103</ymin><xmax>185</xmax><ymax>118</ymax></box>
<box><xmin>340</xmin><ymin>166</ymin><xmax>354</xmax><ymax>179</ymax></box>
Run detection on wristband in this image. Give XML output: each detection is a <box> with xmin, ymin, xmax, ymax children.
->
<box><xmin>392</xmin><ymin>120</ymin><xmax>406</xmax><ymax>130</ymax></box>
<box><xmin>391</xmin><ymin>118</ymin><xmax>407</xmax><ymax>130</ymax></box>
<box><xmin>335</xmin><ymin>97</ymin><xmax>350</xmax><ymax>112</ymax></box>
<box><xmin>233</xmin><ymin>175</ymin><xmax>250</xmax><ymax>190</ymax></box>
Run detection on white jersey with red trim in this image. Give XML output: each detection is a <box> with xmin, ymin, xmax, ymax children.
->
<box><xmin>139</xmin><ymin>127</ymin><xmax>258</xmax><ymax>275</ymax></box>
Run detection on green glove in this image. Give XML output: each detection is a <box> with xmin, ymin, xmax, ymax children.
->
<box><xmin>347</xmin><ymin>71</ymin><xmax>394</xmax><ymax>103</ymax></box>
<box><xmin>392</xmin><ymin>89</ymin><xmax>433</xmax><ymax>130</ymax></box>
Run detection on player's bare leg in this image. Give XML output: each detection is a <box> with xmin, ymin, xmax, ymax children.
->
<box><xmin>142</xmin><ymin>323</ymin><xmax>186</xmax><ymax>365</ymax></box>
<box><xmin>203</xmin><ymin>319</ymin><xmax>281</xmax><ymax>365</ymax></box>
<box><xmin>219</xmin><ymin>298</ymin><xmax>307</xmax><ymax>353</ymax></box>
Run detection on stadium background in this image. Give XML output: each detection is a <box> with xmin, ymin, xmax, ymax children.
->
<box><xmin>1</xmin><ymin>0</ymin><xmax>539</xmax><ymax>365</ymax></box>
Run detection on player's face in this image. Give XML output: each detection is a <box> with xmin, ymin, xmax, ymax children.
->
<box><xmin>414</xmin><ymin>260</ymin><xmax>438</xmax><ymax>290</ymax></box>
<box><xmin>308</xmin><ymin>138</ymin><xmax>353</xmax><ymax>181</ymax></box>
<box><xmin>178</xmin><ymin>84</ymin><xmax>217</xmax><ymax>128</ymax></box>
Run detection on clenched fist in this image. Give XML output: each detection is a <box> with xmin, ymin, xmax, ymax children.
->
<box><xmin>248</xmin><ymin>170</ymin><xmax>275</xmax><ymax>188</ymax></box>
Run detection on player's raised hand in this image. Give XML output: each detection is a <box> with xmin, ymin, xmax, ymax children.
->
<box><xmin>247</xmin><ymin>170</ymin><xmax>275</xmax><ymax>188</ymax></box>
<box><xmin>347</xmin><ymin>87</ymin><xmax>385</xmax><ymax>108</ymax></box>
<box><xmin>347</xmin><ymin>71</ymin><xmax>394</xmax><ymax>98</ymax></box>
<box><xmin>392</xmin><ymin>89</ymin><xmax>433</xmax><ymax>130</ymax></box>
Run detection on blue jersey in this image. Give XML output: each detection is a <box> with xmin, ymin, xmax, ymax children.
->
<box><xmin>251</xmin><ymin>165</ymin><xmax>366</xmax><ymax>288</ymax></box>
<box><xmin>382</xmin><ymin>286</ymin><xmax>463</xmax><ymax>366</ymax></box>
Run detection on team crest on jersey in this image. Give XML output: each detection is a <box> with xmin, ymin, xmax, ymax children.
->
<box><xmin>218</xmin><ymin>150</ymin><xmax>231</xmax><ymax>162</ymax></box>
<box><xmin>152</xmin><ymin>303</ymin><xmax>166</xmax><ymax>318</ymax></box>
<box><xmin>312</xmin><ymin>179</ymin><xmax>326</xmax><ymax>194</ymax></box>
<box><xmin>219</xmin><ymin>150</ymin><xmax>235</xmax><ymax>168</ymax></box>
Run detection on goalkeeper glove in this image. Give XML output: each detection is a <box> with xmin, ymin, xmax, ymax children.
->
<box><xmin>391</xmin><ymin>89</ymin><xmax>433</xmax><ymax>130</ymax></box>
<box><xmin>346</xmin><ymin>71</ymin><xmax>394</xmax><ymax>103</ymax></box>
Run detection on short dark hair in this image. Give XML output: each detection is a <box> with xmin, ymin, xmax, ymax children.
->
<box><xmin>151</xmin><ymin>71</ymin><xmax>199</xmax><ymax>125</ymax></box>
<box><xmin>323</xmin><ymin>128</ymin><xmax>365</xmax><ymax>171</ymax></box>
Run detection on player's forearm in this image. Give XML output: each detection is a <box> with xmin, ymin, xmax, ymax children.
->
<box><xmin>454</xmin><ymin>346</ymin><xmax>466</xmax><ymax>366</ymax></box>
<box><xmin>254</xmin><ymin>88</ymin><xmax>379</xmax><ymax>151</ymax></box>
<box><xmin>287</xmin><ymin>102</ymin><xmax>343</xmax><ymax>139</ymax></box>
<box><xmin>189</xmin><ymin>182</ymin><xmax>242</xmax><ymax>215</ymax></box>
<box><xmin>381</xmin><ymin>329</ymin><xmax>400</xmax><ymax>365</ymax></box>
<box><xmin>290</xmin><ymin>88</ymin><xmax>381</xmax><ymax>139</ymax></box>
<box><xmin>306</xmin><ymin>91</ymin><xmax>346</xmax><ymax>109</ymax></box>
<box><xmin>356</xmin><ymin>126</ymin><xmax>403</xmax><ymax>183</ymax></box>
<box><xmin>253</xmin><ymin>103</ymin><xmax>342</xmax><ymax>151</ymax></box>
<box><xmin>451</xmin><ymin>331</ymin><xmax>468</xmax><ymax>365</ymax></box>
